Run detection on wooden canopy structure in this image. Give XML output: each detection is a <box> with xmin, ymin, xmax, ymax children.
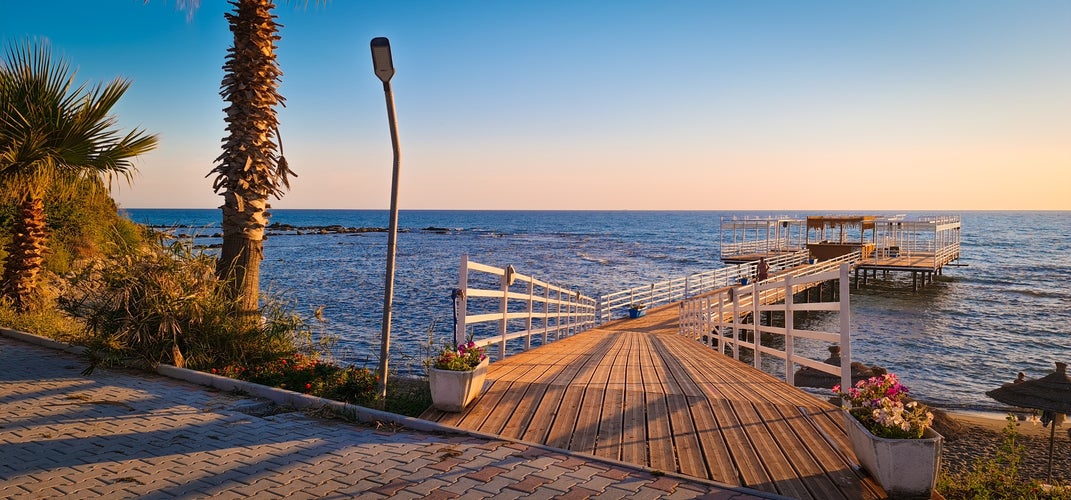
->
<box><xmin>805</xmin><ymin>216</ymin><xmax>877</xmax><ymax>261</ymax></box>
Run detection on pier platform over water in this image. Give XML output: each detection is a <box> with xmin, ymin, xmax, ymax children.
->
<box><xmin>422</xmin><ymin>304</ymin><xmax>885</xmax><ymax>499</ymax></box>
<box><xmin>722</xmin><ymin>214</ymin><xmax>962</xmax><ymax>291</ymax></box>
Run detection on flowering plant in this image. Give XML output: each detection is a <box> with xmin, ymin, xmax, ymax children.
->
<box><xmin>434</xmin><ymin>341</ymin><xmax>487</xmax><ymax>371</ymax></box>
<box><xmin>833</xmin><ymin>373</ymin><xmax>934</xmax><ymax>439</ymax></box>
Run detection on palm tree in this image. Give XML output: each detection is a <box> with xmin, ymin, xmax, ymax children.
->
<box><xmin>179</xmin><ymin>0</ymin><xmax>297</xmax><ymax>318</ymax></box>
<box><xmin>0</xmin><ymin>39</ymin><xmax>158</xmax><ymax>311</ymax></box>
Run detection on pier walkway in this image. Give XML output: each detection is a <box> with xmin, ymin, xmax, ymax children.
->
<box><xmin>421</xmin><ymin>304</ymin><xmax>885</xmax><ymax>499</ymax></box>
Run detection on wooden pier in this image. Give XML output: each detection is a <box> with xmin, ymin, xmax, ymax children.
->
<box><xmin>421</xmin><ymin>304</ymin><xmax>886</xmax><ymax>499</ymax></box>
<box><xmin>721</xmin><ymin>214</ymin><xmax>962</xmax><ymax>292</ymax></box>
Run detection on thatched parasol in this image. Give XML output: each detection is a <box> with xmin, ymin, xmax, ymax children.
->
<box><xmin>985</xmin><ymin>361</ymin><xmax>1071</xmax><ymax>483</ymax></box>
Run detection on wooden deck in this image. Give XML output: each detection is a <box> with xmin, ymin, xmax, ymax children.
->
<box><xmin>856</xmin><ymin>251</ymin><xmax>956</xmax><ymax>271</ymax></box>
<box><xmin>421</xmin><ymin>304</ymin><xmax>886</xmax><ymax>499</ymax></box>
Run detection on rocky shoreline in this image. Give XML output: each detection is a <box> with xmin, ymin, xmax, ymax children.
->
<box><xmin>146</xmin><ymin>223</ymin><xmax>461</xmax><ymax>247</ymax></box>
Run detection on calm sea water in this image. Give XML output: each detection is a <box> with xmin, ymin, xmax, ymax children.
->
<box><xmin>124</xmin><ymin>209</ymin><xmax>1070</xmax><ymax>411</ymax></box>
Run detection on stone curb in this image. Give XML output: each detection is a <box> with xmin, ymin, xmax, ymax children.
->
<box><xmin>1</xmin><ymin>327</ymin><xmax>86</xmax><ymax>355</ymax></box>
<box><xmin>0</xmin><ymin>326</ymin><xmax>786</xmax><ymax>500</ymax></box>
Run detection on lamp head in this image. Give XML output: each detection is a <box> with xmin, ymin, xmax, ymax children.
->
<box><xmin>370</xmin><ymin>37</ymin><xmax>395</xmax><ymax>83</ymax></box>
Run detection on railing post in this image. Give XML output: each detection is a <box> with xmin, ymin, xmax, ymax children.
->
<box><xmin>457</xmin><ymin>255</ymin><xmax>468</xmax><ymax>347</ymax></box>
<box><xmin>752</xmin><ymin>281</ymin><xmax>761</xmax><ymax>370</ymax></box>
<box><xmin>499</xmin><ymin>267</ymin><xmax>510</xmax><ymax>360</ymax></box>
<box><xmin>839</xmin><ymin>263</ymin><xmax>852</xmax><ymax>396</ymax></box>
<box><xmin>525</xmin><ymin>280</ymin><xmax>534</xmax><ymax>350</ymax></box>
<box><xmin>784</xmin><ymin>274</ymin><xmax>795</xmax><ymax>385</ymax></box>
<box><xmin>544</xmin><ymin>287</ymin><xmax>551</xmax><ymax>344</ymax></box>
<box><xmin>698</xmin><ymin>296</ymin><xmax>706</xmax><ymax>344</ymax></box>
<box><xmin>716</xmin><ymin>292</ymin><xmax>725</xmax><ymax>353</ymax></box>
<box><xmin>556</xmin><ymin>288</ymin><xmax>563</xmax><ymax>340</ymax></box>
<box><xmin>595</xmin><ymin>295</ymin><xmax>602</xmax><ymax>326</ymax></box>
<box><xmin>731</xmin><ymin>286</ymin><xmax>740</xmax><ymax>360</ymax></box>
<box><xmin>570</xmin><ymin>292</ymin><xmax>577</xmax><ymax>336</ymax></box>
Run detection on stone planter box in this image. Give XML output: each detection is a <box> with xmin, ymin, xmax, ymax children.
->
<box><xmin>843</xmin><ymin>410</ymin><xmax>943</xmax><ymax>498</ymax></box>
<box><xmin>429</xmin><ymin>358</ymin><xmax>488</xmax><ymax>412</ymax></box>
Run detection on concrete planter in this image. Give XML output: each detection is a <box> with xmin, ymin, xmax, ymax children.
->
<box><xmin>843</xmin><ymin>411</ymin><xmax>943</xmax><ymax>498</ymax></box>
<box><xmin>429</xmin><ymin>358</ymin><xmax>488</xmax><ymax>412</ymax></box>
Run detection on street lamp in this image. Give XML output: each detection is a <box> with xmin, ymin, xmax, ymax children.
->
<box><xmin>371</xmin><ymin>37</ymin><xmax>401</xmax><ymax>399</ymax></box>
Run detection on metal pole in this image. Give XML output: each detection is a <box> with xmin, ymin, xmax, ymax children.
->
<box><xmin>371</xmin><ymin>37</ymin><xmax>401</xmax><ymax>400</ymax></box>
<box><xmin>377</xmin><ymin>80</ymin><xmax>401</xmax><ymax>398</ymax></box>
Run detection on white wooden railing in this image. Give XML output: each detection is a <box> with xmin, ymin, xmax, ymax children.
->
<box><xmin>679</xmin><ymin>261</ymin><xmax>853</xmax><ymax>390</ymax></box>
<box><xmin>872</xmin><ymin>215</ymin><xmax>961</xmax><ymax>269</ymax></box>
<box><xmin>720</xmin><ymin>237</ymin><xmax>798</xmax><ymax>258</ymax></box>
<box><xmin>457</xmin><ymin>256</ymin><xmax>597</xmax><ymax>360</ymax></box>
<box><xmin>597</xmin><ymin>250</ymin><xmax>811</xmax><ymax>322</ymax></box>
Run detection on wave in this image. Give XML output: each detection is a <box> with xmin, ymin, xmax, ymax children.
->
<box><xmin>577</xmin><ymin>253</ymin><xmax>611</xmax><ymax>265</ymax></box>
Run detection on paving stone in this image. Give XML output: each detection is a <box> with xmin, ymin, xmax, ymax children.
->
<box><xmin>554</xmin><ymin>486</ymin><xmax>602</xmax><ymax>500</ymax></box>
<box><xmin>420</xmin><ymin>489</ymin><xmax>461</xmax><ymax>500</ymax></box>
<box><xmin>470</xmin><ymin>474</ymin><xmax>517</xmax><ymax>495</ymax></box>
<box><xmin>595</xmin><ymin>467</ymin><xmax>632</xmax><ymax>481</ymax></box>
<box><xmin>503</xmin><ymin>474</ymin><xmax>554</xmax><ymax>493</ymax></box>
<box><xmin>464</xmin><ymin>465</ymin><xmax>509</xmax><ymax>482</ymax></box>
<box><xmin>399</xmin><ymin>476</ymin><xmax>455</xmax><ymax>496</ymax></box>
<box><xmin>647</xmin><ymin>476</ymin><xmax>682</xmax><ymax>492</ymax></box>
<box><xmin>565</xmin><ymin>464</ymin><xmax>606</xmax><ymax>482</ymax></box>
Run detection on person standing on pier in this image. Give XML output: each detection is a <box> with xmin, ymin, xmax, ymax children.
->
<box><xmin>757</xmin><ymin>257</ymin><xmax>770</xmax><ymax>281</ymax></box>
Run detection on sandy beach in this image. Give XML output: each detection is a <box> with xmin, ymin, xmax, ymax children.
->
<box><xmin>942</xmin><ymin>410</ymin><xmax>1070</xmax><ymax>484</ymax></box>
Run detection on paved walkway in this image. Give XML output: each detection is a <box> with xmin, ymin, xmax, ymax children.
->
<box><xmin>0</xmin><ymin>334</ymin><xmax>772</xmax><ymax>499</ymax></box>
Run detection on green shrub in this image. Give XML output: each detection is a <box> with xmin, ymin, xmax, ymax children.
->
<box><xmin>0</xmin><ymin>299</ymin><xmax>81</xmax><ymax>342</ymax></box>
<box><xmin>938</xmin><ymin>415</ymin><xmax>1069</xmax><ymax>499</ymax></box>
<box><xmin>61</xmin><ymin>236</ymin><xmax>319</xmax><ymax>372</ymax></box>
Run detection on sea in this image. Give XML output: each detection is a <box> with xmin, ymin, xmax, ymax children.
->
<box><xmin>123</xmin><ymin>209</ymin><xmax>1070</xmax><ymax>412</ymax></box>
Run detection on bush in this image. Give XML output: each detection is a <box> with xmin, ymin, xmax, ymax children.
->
<box><xmin>938</xmin><ymin>415</ymin><xmax>1069</xmax><ymax>499</ymax></box>
<box><xmin>0</xmin><ymin>299</ymin><xmax>82</xmax><ymax>342</ymax></box>
<box><xmin>212</xmin><ymin>354</ymin><xmax>381</xmax><ymax>407</ymax></box>
<box><xmin>62</xmin><ymin>236</ymin><xmax>319</xmax><ymax>372</ymax></box>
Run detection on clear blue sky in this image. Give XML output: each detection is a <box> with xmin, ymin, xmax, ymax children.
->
<box><xmin>3</xmin><ymin>1</ymin><xmax>1069</xmax><ymax>210</ymax></box>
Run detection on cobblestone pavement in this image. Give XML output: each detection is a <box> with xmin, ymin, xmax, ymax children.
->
<box><xmin>0</xmin><ymin>334</ymin><xmax>773</xmax><ymax>499</ymax></box>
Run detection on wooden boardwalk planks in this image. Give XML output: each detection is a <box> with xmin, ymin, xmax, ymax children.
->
<box><xmin>419</xmin><ymin>305</ymin><xmax>884</xmax><ymax>498</ymax></box>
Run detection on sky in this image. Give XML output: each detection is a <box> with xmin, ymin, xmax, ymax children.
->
<box><xmin>2</xmin><ymin>1</ymin><xmax>1069</xmax><ymax>210</ymax></box>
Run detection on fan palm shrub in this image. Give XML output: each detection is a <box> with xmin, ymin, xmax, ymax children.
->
<box><xmin>0</xmin><ymin>39</ymin><xmax>157</xmax><ymax>311</ymax></box>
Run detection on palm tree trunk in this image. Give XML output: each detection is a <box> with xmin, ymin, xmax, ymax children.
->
<box><xmin>217</xmin><ymin>193</ymin><xmax>266</xmax><ymax>317</ymax></box>
<box><xmin>1</xmin><ymin>197</ymin><xmax>48</xmax><ymax>311</ymax></box>
<box><xmin>213</xmin><ymin>0</ymin><xmax>285</xmax><ymax>319</ymax></box>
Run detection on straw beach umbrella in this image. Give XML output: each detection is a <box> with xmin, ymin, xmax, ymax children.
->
<box><xmin>985</xmin><ymin>361</ymin><xmax>1071</xmax><ymax>482</ymax></box>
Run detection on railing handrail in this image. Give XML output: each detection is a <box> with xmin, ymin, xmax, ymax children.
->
<box><xmin>597</xmin><ymin>249</ymin><xmax>812</xmax><ymax>322</ymax></box>
<box><xmin>678</xmin><ymin>262</ymin><xmax>852</xmax><ymax>391</ymax></box>
<box><xmin>458</xmin><ymin>255</ymin><xmax>596</xmax><ymax>362</ymax></box>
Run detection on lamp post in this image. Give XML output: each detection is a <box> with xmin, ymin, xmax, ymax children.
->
<box><xmin>371</xmin><ymin>37</ymin><xmax>400</xmax><ymax>399</ymax></box>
